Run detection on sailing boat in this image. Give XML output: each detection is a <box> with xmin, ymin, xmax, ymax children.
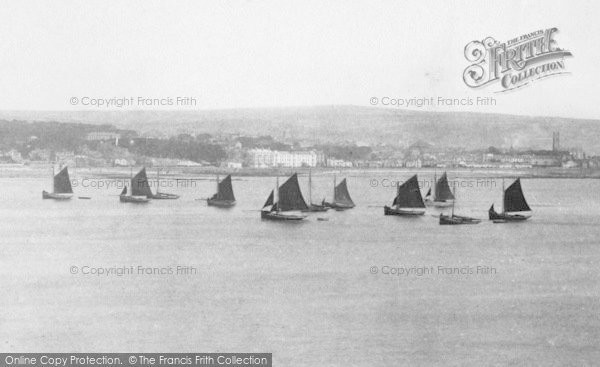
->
<box><xmin>425</xmin><ymin>171</ymin><xmax>454</xmax><ymax>207</ymax></box>
<box><xmin>439</xmin><ymin>186</ymin><xmax>480</xmax><ymax>225</ymax></box>
<box><xmin>120</xmin><ymin>166</ymin><xmax>149</xmax><ymax>203</ymax></box>
<box><xmin>305</xmin><ymin>170</ymin><xmax>329</xmax><ymax>212</ymax></box>
<box><xmin>322</xmin><ymin>175</ymin><xmax>355</xmax><ymax>210</ymax></box>
<box><xmin>131</xmin><ymin>167</ymin><xmax>179</xmax><ymax>199</ymax></box>
<box><xmin>42</xmin><ymin>166</ymin><xmax>73</xmax><ymax>200</ymax></box>
<box><xmin>261</xmin><ymin>173</ymin><xmax>308</xmax><ymax>221</ymax></box>
<box><xmin>384</xmin><ymin>174</ymin><xmax>425</xmax><ymax>216</ymax></box>
<box><xmin>119</xmin><ymin>185</ymin><xmax>149</xmax><ymax>203</ymax></box>
<box><xmin>207</xmin><ymin>174</ymin><xmax>236</xmax><ymax>207</ymax></box>
<box><xmin>154</xmin><ymin>168</ymin><xmax>180</xmax><ymax>199</ymax></box>
<box><xmin>489</xmin><ymin>178</ymin><xmax>532</xmax><ymax>222</ymax></box>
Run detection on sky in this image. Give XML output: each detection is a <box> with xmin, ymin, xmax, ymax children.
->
<box><xmin>0</xmin><ymin>0</ymin><xmax>598</xmax><ymax>119</ymax></box>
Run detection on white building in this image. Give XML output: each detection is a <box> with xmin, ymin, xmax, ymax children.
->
<box><xmin>273</xmin><ymin>150</ymin><xmax>317</xmax><ymax>167</ymax></box>
<box><xmin>326</xmin><ymin>158</ymin><xmax>353</xmax><ymax>168</ymax></box>
<box><xmin>247</xmin><ymin>148</ymin><xmax>274</xmax><ymax>168</ymax></box>
<box><xmin>404</xmin><ymin>159</ymin><xmax>422</xmax><ymax>168</ymax></box>
<box><xmin>223</xmin><ymin>161</ymin><xmax>243</xmax><ymax>169</ymax></box>
<box><xmin>247</xmin><ymin>149</ymin><xmax>317</xmax><ymax>168</ymax></box>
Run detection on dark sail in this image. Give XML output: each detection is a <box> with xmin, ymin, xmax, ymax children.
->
<box><xmin>334</xmin><ymin>178</ymin><xmax>355</xmax><ymax>207</ymax></box>
<box><xmin>435</xmin><ymin>172</ymin><xmax>454</xmax><ymax>201</ymax></box>
<box><xmin>425</xmin><ymin>188</ymin><xmax>431</xmax><ymax>198</ymax></box>
<box><xmin>504</xmin><ymin>178</ymin><xmax>531</xmax><ymax>212</ymax></box>
<box><xmin>54</xmin><ymin>167</ymin><xmax>73</xmax><ymax>194</ymax></box>
<box><xmin>393</xmin><ymin>175</ymin><xmax>425</xmax><ymax>208</ymax></box>
<box><xmin>213</xmin><ymin>175</ymin><xmax>235</xmax><ymax>201</ymax></box>
<box><xmin>120</xmin><ymin>186</ymin><xmax>127</xmax><ymax>196</ymax></box>
<box><xmin>392</xmin><ymin>180</ymin><xmax>401</xmax><ymax>206</ymax></box>
<box><xmin>131</xmin><ymin>168</ymin><xmax>154</xmax><ymax>197</ymax></box>
<box><xmin>263</xmin><ymin>190</ymin><xmax>274</xmax><ymax>208</ymax></box>
<box><xmin>277</xmin><ymin>173</ymin><xmax>309</xmax><ymax>211</ymax></box>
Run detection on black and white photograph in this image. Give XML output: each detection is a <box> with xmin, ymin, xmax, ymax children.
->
<box><xmin>0</xmin><ymin>1</ymin><xmax>598</xmax><ymax>366</ymax></box>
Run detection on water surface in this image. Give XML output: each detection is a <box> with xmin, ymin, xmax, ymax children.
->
<box><xmin>0</xmin><ymin>170</ymin><xmax>598</xmax><ymax>366</ymax></box>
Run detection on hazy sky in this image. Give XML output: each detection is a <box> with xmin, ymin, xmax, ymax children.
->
<box><xmin>0</xmin><ymin>0</ymin><xmax>597</xmax><ymax>118</ymax></box>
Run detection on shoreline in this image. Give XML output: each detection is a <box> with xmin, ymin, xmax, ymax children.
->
<box><xmin>1</xmin><ymin>163</ymin><xmax>599</xmax><ymax>179</ymax></box>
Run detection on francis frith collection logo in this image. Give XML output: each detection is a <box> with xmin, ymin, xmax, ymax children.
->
<box><xmin>463</xmin><ymin>28</ymin><xmax>572</xmax><ymax>92</ymax></box>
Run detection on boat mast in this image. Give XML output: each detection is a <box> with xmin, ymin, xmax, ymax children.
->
<box><xmin>502</xmin><ymin>178</ymin><xmax>505</xmax><ymax>214</ymax></box>
<box><xmin>433</xmin><ymin>170</ymin><xmax>437</xmax><ymax>201</ymax></box>
<box><xmin>216</xmin><ymin>174</ymin><xmax>220</xmax><ymax>197</ymax></box>
<box><xmin>451</xmin><ymin>186</ymin><xmax>456</xmax><ymax>217</ymax></box>
<box><xmin>156</xmin><ymin>168</ymin><xmax>160</xmax><ymax>194</ymax></box>
<box><xmin>395</xmin><ymin>181</ymin><xmax>400</xmax><ymax>209</ymax></box>
<box><xmin>308</xmin><ymin>169</ymin><xmax>312</xmax><ymax>205</ymax></box>
<box><xmin>275</xmin><ymin>176</ymin><xmax>279</xmax><ymax>212</ymax></box>
<box><xmin>333</xmin><ymin>174</ymin><xmax>336</xmax><ymax>203</ymax></box>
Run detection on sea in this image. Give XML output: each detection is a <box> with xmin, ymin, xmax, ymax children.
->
<box><xmin>0</xmin><ymin>168</ymin><xmax>598</xmax><ymax>366</ymax></box>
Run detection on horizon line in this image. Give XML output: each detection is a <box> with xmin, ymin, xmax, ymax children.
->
<box><xmin>0</xmin><ymin>105</ymin><xmax>595</xmax><ymax>122</ymax></box>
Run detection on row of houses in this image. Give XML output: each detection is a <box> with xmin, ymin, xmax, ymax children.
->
<box><xmin>244</xmin><ymin>149</ymin><xmax>359</xmax><ymax>168</ymax></box>
<box><xmin>246</xmin><ymin>149</ymin><xmax>321</xmax><ymax>168</ymax></box>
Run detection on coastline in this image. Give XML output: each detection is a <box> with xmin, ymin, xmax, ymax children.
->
<box><xmin>2</xmin><ymin>163</ymin><xmax>599</xmax><ymax>179</ymax></box>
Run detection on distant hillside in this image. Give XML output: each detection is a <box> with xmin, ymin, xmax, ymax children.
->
<box><xmin>0</xmin><ymin>106</ymin><xmax>598</xmax><ymax>154</ymax></box>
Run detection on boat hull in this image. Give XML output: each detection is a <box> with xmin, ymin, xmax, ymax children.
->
<box><xmin>304</xmin><ymin>204</ymin><xmax>330</xmax><ymax>212</ymax></box>
<box><xmin>151</xmin><ymin>193</ymin><xmax>180</xmax><ymax>200</ymax></box>
<box><xmin>439</xmin><ymin>214</ymin><xmax>481</xmax><ymax>225</ymax></box>
<box><xmin>384</xmin><ymin>206</ymin><xmax>425</xmax><ymax>216</ymax></box>
<box><xmin>489</xmin><ymin>207</ymin><xmax>530</xmax><ymax>221</ymax></box>
<box><xmin>322</xmin><ymin>201</ymin><xmax>354</xmax><ymax>210</ymax></box>
<box><xmin>42</xmin><ymin>191</ymin><xmax>72</xmax><ymax>200</ymax></box>
<box><xmin>207</xmin><ymin>199</ymin><xmax>236</xmax><ymax>207</ymax></box>
<box><xmin>120</xmin><ymin>195</ymin><xmax>149</xmax><ymax>203</ymax></box>
<box><xmin>261</xmin><ymin>210</ymin><xmax>306</xmax><ymax>221</ymax></box>
<box><xmin>491</xmin><ymin>215</ymin><xmax>530</xmax><ymax>222</ymax></box>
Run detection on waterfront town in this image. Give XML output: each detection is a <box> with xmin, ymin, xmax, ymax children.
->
<box><xmin>0</xmin><ymin>120</ymin><xmax>598</xmax><ymax>172</ymax></box>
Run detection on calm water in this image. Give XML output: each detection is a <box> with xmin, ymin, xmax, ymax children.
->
<box><xmin>0</xmin><ymin>169</ymin><xmax>599</xmax><ymax>366</ymax></box>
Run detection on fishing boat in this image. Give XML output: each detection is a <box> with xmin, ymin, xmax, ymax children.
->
<box><xmin>207</xmin><ymin>174</ymin><xmax>236</xmax><ymax>207</ymax></box>
<box><xmin>384</xmin><ymin>174</ymin><xmax>426</xmax><ymax>216</ymax></box>
<box><xmin>119</xmin><ymin>186</ymin><xmax>149</xmax><ymax>203</ymax></box>
<box><xmin>489</xmin><ymin>178</ymin><xmax>532</xmax><ymax>222</ymax></box>
<box><xmin>305</xmin><ymin>170</ymin><xmax>329</xmax><ymax>212</ymax></box>
<box><xmin>261</xmin><ymin>174</ymin><xmax>308</xmax><ymax>221</ymax></box>
<box><xmin>131</xmin><ymin>167</ymin><xmax>179</xmax><ymax>200</ymax></box>
<box><xmin>42</xmin><ymin>166</ymin><xmax>73</xmax><ymax>200</ymax></box>
<box><xmin>153</xmin><ymin>168</ymin><xmax>180</xmax><ymax>199</ymax></box>
<box><xmin>440</xmin><ymin>214</ymin><xmax>481</xmax><ymax>225</ymax></box>
<box><xmin>439</xmin><ymin>187</ymin><xmax>480</xmax><ymax>225</ymax></box>
<box><xmin>322</xmin><ymin>176</ymin><xmax>355</xmax><ymax>210</ymax></box>
<box><xmin>425</xmin><ymin>171</ymin><xmax>454</xmax><ymax>207</ymax></box>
